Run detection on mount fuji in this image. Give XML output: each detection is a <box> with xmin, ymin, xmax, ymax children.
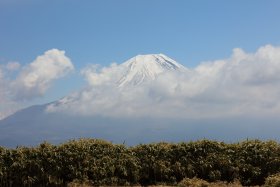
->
<box><xmin>0</xmin><ymin>54</ymin><xmax>279</xmax><ymax>148</ymax></box>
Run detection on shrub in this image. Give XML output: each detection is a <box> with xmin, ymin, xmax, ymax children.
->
<box><xmin>264</xmin><ymin>173</ymin><xmax>280</xmax><ymax>187</ymax></box>
<box><xmin>178</xmin><ymin>177</ymin><xmax>209</xmax><ymax>187</ymax></box>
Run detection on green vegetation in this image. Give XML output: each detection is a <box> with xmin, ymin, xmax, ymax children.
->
<box><xmin>0</xmin><ymin>139</ymin><xmax>280</xmax><ymax>186</ymax></box>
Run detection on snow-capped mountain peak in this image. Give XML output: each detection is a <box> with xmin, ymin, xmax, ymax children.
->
<box><xmin>118</xmin><ymin>54</ymin><xmax>186</xmax><ymax>87</ymax></box>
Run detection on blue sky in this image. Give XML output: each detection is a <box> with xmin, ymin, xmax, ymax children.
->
<box><xmin>1</xmin><ymin>0</ymin><xmax>280</xmax><ymax>67</ymax></box>
<box><xmin>1</xmin><ymin>0</ymin><xmax>280</xmax><ymax>115</ymax></box>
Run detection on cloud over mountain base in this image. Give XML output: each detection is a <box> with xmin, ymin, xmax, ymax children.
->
<box><xmin>47</xmin><ymin>45</ymin><xmax>280</xmax><ymax>119</ymax></box>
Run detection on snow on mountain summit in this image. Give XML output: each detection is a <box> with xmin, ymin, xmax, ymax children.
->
<box><xmin>118</xmin><ymin>54</ymin><xmax>187</xmax><ymax>87</ymax></box>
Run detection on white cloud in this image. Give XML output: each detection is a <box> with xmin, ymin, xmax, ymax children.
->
<box><xmin>47</xmin><ymin>44</ymin><xmax>280</xmax><ymax>119</ymax></box>
<box><xmin>81</xmin><ymin>63</ymin><xmax>126</xmax><ymax>86</ymax></box>
<box><xmin>0</xmin><ymin>49</ymin><xmax>74</xmax><ymax>119</ymax></box>
<box><xmin>12</xmin><ymin>49</ymin><xmax>74</xmax><ymax>100</ymax></box>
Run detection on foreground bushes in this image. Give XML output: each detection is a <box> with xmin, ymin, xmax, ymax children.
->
<box><xmin>0</xmin><ymin>139</ymin><xmax>280</xmax><ymax>186</ymax></box>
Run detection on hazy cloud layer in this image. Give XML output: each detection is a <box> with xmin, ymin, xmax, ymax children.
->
<box><xmin>47</xmin><ymin>45</ymin><xmax>280</xmax><ymax>119</ymax></box>
<box><xmin>0</xmin><ymin>49</ymin><xmax>74</xmax><ymax>119</ymax></box>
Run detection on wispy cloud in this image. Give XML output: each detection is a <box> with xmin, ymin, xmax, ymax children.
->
<box><xmin>5</xmin><ymin>61</ymin><xmax>21</xmax><ymax>71</ymax></box>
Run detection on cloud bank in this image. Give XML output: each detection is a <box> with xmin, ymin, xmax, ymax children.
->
<box><xmin>47</xmin><ymin>45</ymin><xmax>280</xmax><ymax>119</ymax></box>
<box><xmin>0</xmin><ymin>49</ymin><xmax>74</xmax><ymax>119</ymax></box>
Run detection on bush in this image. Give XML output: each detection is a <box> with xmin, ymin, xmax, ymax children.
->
<box><xmin>178</xmin><ymin>177</ymin><xmax>209</xmax><ymax>187</ymax></box>
<box><xmin>264</xmin><ymin>173</ymin><xmax>280</xmax><ymax>187</ymax></box>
